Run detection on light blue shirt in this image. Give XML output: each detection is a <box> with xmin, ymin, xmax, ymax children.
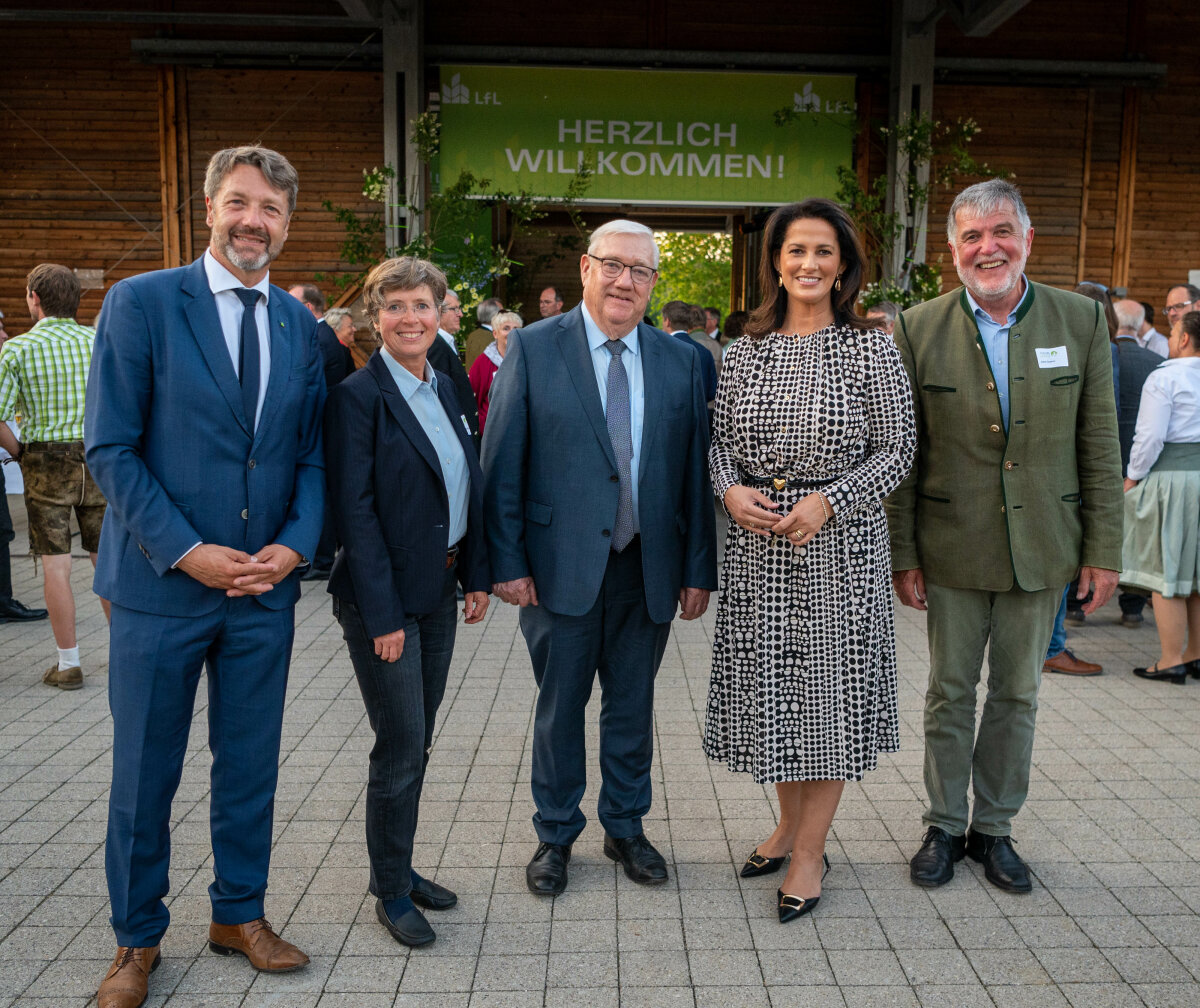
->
<box><xmin>379</xmin><ymin>349</ymin><xmax>470</xmax><ymax>549</ymax></box>
<box><xmin>581</xmin><ymin>303</ymin><xmax>644</xmax><ymax>532</ymax></box>
<box><xmin>966</xmin><ymin>276</ymin><xmax>1031</xmax><ymax>432</ymax></box>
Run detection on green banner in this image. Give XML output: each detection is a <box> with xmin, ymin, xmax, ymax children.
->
<box><xmin>435</xmin><ymin>66</ymin><xmax>856</xmax><ymax>207</ymax></box>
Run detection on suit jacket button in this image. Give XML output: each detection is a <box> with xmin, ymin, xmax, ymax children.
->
<box><xmin>986</xmin><ymin>382</ymin><xmax>995</xmax><ymax>391</ymax></box>
<box><xmin>990</xmin><ymin>424</ymin><xmax>1000</xmax><ymax>433</ymax></box>
<box><xmin>610</xmin><ymin>474</ymin><xmax>619</xmax><ymax>482</ymax></box>
<box><xmin>1004</xmin><ymin>461</ymin><xmax>1014</xmax><ymax>470</ymax></box>
<box><xmin>1001</xmin><ymin>505</ymin><xmax>1006</xmax><ymax>513</ymax></box>
<box><xmin>248</xmin><ymin>459</ymin><xmax>257</xmax><ymax>469</ymax></box>
<box><xmin>601</xmin><ymin>529</ymin><xmax>611</xmax><ymax>537</ymax></box>
<box><xmin>241</xmin><ymin>508</ymin><xmax>249</xmax><ymax>519</ymax></box>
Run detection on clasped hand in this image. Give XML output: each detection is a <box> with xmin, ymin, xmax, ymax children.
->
<box><xmin>724</xmin><ymin>484</ymin><xmax>830</xmax><ymax>547</ymax></box>
<box><xmin>177</xmin><ymin>542</ymin><xmax>301</xmax><ymax>597</ymax></box>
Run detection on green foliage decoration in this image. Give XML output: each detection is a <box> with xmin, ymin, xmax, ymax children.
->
<box><xmin>648</xmin><ymin>231</ymin><xmax>733</xmax><ymax>326</ymax></box>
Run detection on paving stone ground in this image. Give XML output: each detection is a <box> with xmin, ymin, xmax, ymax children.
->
<box><xmin>3</xmin><ymin>494</ymin><xmax>1199</xmax><ymax>1007</ymax></box>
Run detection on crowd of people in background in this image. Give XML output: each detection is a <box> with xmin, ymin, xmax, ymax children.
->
<box><xmin>1</xmin><ymin>144</ymin><xmax>1198</xmax><ymax>1007</ymax></box>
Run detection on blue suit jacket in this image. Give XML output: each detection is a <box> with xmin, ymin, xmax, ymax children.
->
<box><xmin>481</xmin><ymin>305</ymin><xmax>717</xmax><ymax>623</ymax></box>
<box><xmin>325</xmin><ymin>351</ymin><xmax>490</xmax><ymax>639</ymax></box>
<box><xmin>85</xmin><ymin>256</ymin><xmax>326</xmax><ymax>616</ymax></box>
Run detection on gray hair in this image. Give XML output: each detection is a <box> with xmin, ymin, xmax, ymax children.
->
<box><xmin>477</xmin><ymin>298</ymin><xmax>503</xmax><ymax>325</ymax></box>
<box><xmin>324</xmin><ymin>307</ymin><xmax>353</xmax><ymax>330</ymax></box>
<box><xmin>946</xmin><ymin>178</ymin><xmax>1031</xmax><ymax>243</ymax></box>
<box><xmin>867</xmin><ymin>300</ymin><xmax>900</xmax><ymax>323</ymax></box>
<box><xmin>492</xmin><ymin>310</ymin><xmax>523</xmax><ymax>331</ymax></box>
<box><xmin>204</xmin><ymin>146</ymin><xmax>300</xmax><ymax>216</ymax></box>
<box><xmin>1113</xmin><ymin>299</ymin><xmax>1145</xmax><ymax>331</ymax></box>
<box><xmin>589</xmin><ymin>219</ymin><xmax>660</xmax><ymax>268</ymax></box>
<box><xmin>362</xmin><ymin>256</ymin><xmax>448</xmax><ymax>326</ymax></box>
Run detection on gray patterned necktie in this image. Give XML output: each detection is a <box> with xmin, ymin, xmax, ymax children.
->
<box><xmin>604</xmin><ymin>339</ymin><xmax>635</xmax><ymax>551</ymax></box>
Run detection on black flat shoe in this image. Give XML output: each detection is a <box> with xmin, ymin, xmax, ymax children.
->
<box><xmin>740</xmin><ymin>848</ymin><xmax>787</xmax><ymax>878</ymax></box>
<box><xmin>604</xmin><ymin>833</ymin><xmax>669</xmax><ymax>885</ymax></box>
<box><xmin>965</xmin><ymin>831</ymin><xmax>1031</xmax><ymax>893</ymax></box>
<box><xmin>776</xmin><ymin>854</ymin><xmax>829</xmax><ymax>923</ymax></box>
<box><xmin>1133</xmin><ymin>662</ymin><xmax>1189</xmax><ymax>685</ymax></box>
<box><xmin>526</xmin><ymin>842</ymin><xmax>571</xmax><ymax>896</ymax></box>
<box><xmin>1189</xmin><ymin>659</ymin><xmax>1200</xmax><ymax>680</ymax></box>
<box><xmin>410</xmin><ymin>872</ymin><xmax>457</xmax><ymax>910</ymax></box>
<box><xmin>375</xmin><ymin>899</ymin><xmax>435</xmax><ymax>947</ymax></box>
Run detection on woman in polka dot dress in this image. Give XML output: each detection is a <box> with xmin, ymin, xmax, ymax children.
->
<box><xmin>703</xmin><ymin>199</ymin><xmax>916</xmax><ymax>922</ymax></box>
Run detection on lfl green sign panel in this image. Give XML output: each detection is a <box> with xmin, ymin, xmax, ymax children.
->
<box><xmin>436</xmin><ymin>66</ymin><xmax>856</xmax><ymax>206</ymax></box>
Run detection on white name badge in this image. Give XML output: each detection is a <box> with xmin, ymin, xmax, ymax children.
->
<box><xmin>1035</xmin><ymin>346</ymin><xmax>1069</xmax><ymax>368</ymax></box>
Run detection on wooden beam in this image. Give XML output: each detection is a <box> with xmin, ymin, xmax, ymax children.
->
<box><xmin>1075</xmin><ymin>88</ymin><xmax>1094</xmax><ymax>285</ymax></box>
<box><xmin>946</xmin><ymin>0</ymin><xmax>1031</xmax><ymax>37</ymax></box>
<box><xmin>175</xmin><ymin>67</ymin><xmax>193</xmax><ymax>264</ymax></box>
<box><xmin>1111</xmin><ymin>87</ymin><xmax>1139</xmax><ymax>289</ymax></box>
<box><xmin>156</xmin><ymin>66</ymin><xmax>180</xmax><ymax>269</ymax></box>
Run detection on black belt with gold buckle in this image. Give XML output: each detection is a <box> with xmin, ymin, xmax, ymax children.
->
<box><xmin>445</xmin><ymin>542</ymin><xmax>460</xmax><ymax>569</ymax></box>
<box><xmin>737</xmin><ymin>467</ymin><xmax>833</xmax><ymax>491</ymax></box>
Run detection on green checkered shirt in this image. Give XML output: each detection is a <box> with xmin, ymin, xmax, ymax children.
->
<box><xmin>0</xmin><ymin>316</ymin><xmax>95</xmax><ymax>442</ymax></box>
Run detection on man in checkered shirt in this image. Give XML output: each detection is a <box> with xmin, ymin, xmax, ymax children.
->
<box><xmin>0</xmin><ymin>264</ymin><xmax>109</xmax><ymax>689</ymax></box>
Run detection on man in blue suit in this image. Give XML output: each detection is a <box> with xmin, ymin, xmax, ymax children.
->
<box><xmin>482</xmin><ymin>220</ymin><xmax>717</xmax><ymax>896</ymax></box>
<box><xmin>85</xmin><ymin>146</ymin><xmax>324</xmax><ymax>1008</ymax></box>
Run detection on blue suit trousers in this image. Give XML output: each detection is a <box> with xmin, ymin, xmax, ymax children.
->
<box><xmin>105</xmin><ymin>598</ymin><xmax>294</xmax><ymax>946</ymax></box>
<box><xmin>520</xmin><ymin>539</ymin><xmax>670</xmax><ymax>846</ymax></box>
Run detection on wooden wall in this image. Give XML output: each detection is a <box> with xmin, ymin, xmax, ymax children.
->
<box><xmin>0</xmin><ymin>21</ymin><xmax>382</xmax><ymax>333</ymax></box>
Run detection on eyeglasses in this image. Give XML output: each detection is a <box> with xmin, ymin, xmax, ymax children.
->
<box><xmin>381</xmin><ymin>302</ymin><xmax>436</xmax><ymax>317</ymax></box>
<box><xmin>443</xmin><ymin>304</ymin><xmax>464</xmax><ymax>314</ymax></box>
<box><xmin>1164</xmin><ymin>298</ymin><xmax>1196</xmax><ymax>315</ymax></box>
<box><xmin>587</xmin><ymin>254</ymin><xmax>657</xmax><ymax>286</ymax></box>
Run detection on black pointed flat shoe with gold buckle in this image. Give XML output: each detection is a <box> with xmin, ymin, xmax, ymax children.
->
<box><xmin>740</xmin><ymin>848</ymin><xmax>787</xmax><ymax>878</ymax></box>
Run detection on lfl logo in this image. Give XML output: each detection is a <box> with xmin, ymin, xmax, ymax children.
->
<box><xmin>793</xmin><ymin>82</ymin><xmax>819</xmax><ymax>113</ymax></box>
<box><xmin>442</xmin><ymin>73</ymin><xmax>470</xmax><ymax>104</ymax></box>
<box><xmin>441</xmin><ymin>73</ymin><xmax>502</xmax><ymax>106</ymax></box>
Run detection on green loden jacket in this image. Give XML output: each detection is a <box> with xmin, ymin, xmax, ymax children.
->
<box><xmin>885</xmin><ymin>281</ymin><xmax>1123</xmax><ymax>592</ymax></box>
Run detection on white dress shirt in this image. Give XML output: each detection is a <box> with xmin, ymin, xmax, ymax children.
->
<box><xmin>203</xmin><ymin>250</ymin><xmax>271</xmax><ymax>427</ymax></box>
<box><xmin>1128</xmin><ymin>357</ymin><xmax>1200</xmax><ymax>479</ymax></box>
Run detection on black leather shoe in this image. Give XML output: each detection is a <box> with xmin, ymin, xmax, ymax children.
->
<box><xmin>1133</xmin><ymin>662</ymin><xmax>1189</xmax><ymax>685</ymax></box>
<box><xmin>604</xmin><ymin>833</ymin><xmax>668</xmax><ymax>885</ymax></box>
<box><xmin>965</xmin><ymin>831</ymin><xmax>1032</xmax><ymax>893</ymax></box>
<box><xmin>910</xmin><ymin>826</ymin><xmax>966</xmax><ymax>887</ymax></box>
<box><xmin>526</xmin><ymin>842</ymin><xmax>571</xmax><ymax>895</ymax></box>
<box><xmin>410</xmin><ymin>873</ymin><xmax>457</xmax><ymax>910</ymax></box>
<box><xmin>1190</xmin><ymin>659</ymin><xmax>1200</xmax><ymax>680</ymax></box>
<box><xmin>0</xmin><ymin>597</ymin><xmax>48</xmax><ymax>622</ymax></box>
<box><xmin>740</xmin><ymin>847</ymin><xmax>787</xmax><ymax>878</ymax></box>
<box><xmin>299</xmin><ymin>566</ymin><xmax>331</xmax><ymax>582</ymax></box>
<box><xmin>375</xmin><ymin>899</ymin><xmax>435</xmax><ymax>947</ymax></box>
<box><xmin>776</xmin><ymin>854</ymin><xmax>830</xmax><ymax>922</ymax></box>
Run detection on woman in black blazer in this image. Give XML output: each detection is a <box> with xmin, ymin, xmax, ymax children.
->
<box><xmin>324</xmin><ymin>257</ymin><xmax>490</xmax><ymax>948</ymax></box>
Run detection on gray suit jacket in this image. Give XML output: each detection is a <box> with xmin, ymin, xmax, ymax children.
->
<box><xmin>481</xmin><ymin>305</ymin><xmax>716</xmax><ymax>622</ymax></box>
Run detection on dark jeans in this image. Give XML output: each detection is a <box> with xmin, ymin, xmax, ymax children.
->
<box><xmin>334</xmin><ymin>567</ymin><xmax>458</xmax><ymax>899</ymax></box>
<box><xmin>520</xmin><ymin>538</ymin><xmax>670</xmax><ymax>846</ymax></box>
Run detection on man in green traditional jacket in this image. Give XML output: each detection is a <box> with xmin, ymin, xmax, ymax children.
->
<box><xmin>886</xmin><ymin>179</ymin><xmax>1123</xmax><ymax>895</ymax></box>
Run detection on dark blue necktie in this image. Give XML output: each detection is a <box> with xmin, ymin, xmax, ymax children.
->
<box><xmin>604</xmin><ymin>339</ymin><xmax>635</xmax><ymax>551</ymax></box>
<box><xmin>233</xmin><ymin>288</ymin><xmax>260</xmax><ymax>431</ymax></box>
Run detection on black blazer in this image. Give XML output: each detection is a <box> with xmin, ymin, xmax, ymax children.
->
<box><xmin>427</xmin><ymin>333</ymin><xmax>480</xmax><ymax>446</ymax></box>
<box><xmin>325</xmin><ymin>350</ymin><xmax>489</xmax><ymax>638</ymax></box>
<box><xmin>315</xmin><ymin>319</ymin><xmax>352</xmax><ymax>390</ymax></box>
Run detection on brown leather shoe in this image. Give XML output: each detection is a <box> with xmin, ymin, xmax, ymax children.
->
<box><xmin>1043</xmin><ymin>649</ymin><xmax>1102</xmax><ymax>676</ymax></box>
<box><xmin>97</xmin><ymin>945</ymin><xmax>160</xmax><ymax>1008</ymax></box>
<box><xmin>208</xmin><ymin>918</ymin><xmax>309</xmax><ymax>972</ymax></box>
<box><xmin>43</xmin><ymin>663</ymin><xmax>82</xmax><ymax>690</ymax></box>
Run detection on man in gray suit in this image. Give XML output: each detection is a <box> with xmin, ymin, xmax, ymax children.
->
<box><xmin>482</xmin><ymin>220</ymin><xmax>716</xmax><ymax>896</ymax></box>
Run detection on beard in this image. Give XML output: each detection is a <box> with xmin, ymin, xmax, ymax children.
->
<box><xmin>219</xmin><ymin>228</ymin><xmax>279</xmax><ymax>273</ymax></box>
<box><xmin>957</xmin><ymin>261</ymin><xmax>1022</xmax><ymax>303</ymax></box>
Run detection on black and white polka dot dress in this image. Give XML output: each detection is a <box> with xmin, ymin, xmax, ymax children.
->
<box><xmin>703</xmin><ymin>325</ymin><xmax>916</xmax><ymax>783</ymax></box>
